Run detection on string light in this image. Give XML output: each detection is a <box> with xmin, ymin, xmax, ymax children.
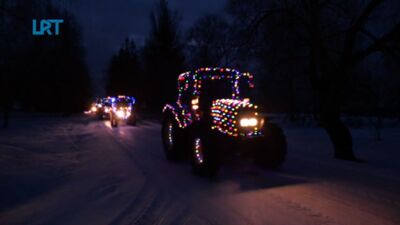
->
<box><xmin>164</xmin><ymin>67</ymin><xmax>261</xmax><ymax>138</ymax></box>
<box><xmin>211</xmin><ymin>99</ymin><xmax>261</xmax><ymax>137</ymax></box>
<box><xmin>162</xmin><ymin>104</ymin><xmax>192</xmax><ymax>128</ymax></box>
<box><xmin>194</xmin><ymin>137</ymin><xmax>203</xmax><ymax>164</ymax></box>
<box><xmin>168</xmin><ymin>123</ymin><xmax>173</xmax><ymax>146</ymax></box>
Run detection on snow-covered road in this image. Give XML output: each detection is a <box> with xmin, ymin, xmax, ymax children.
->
<box><xmin>1</xmin><ymin>115</ymin><xmax>399</xmax><ymax>225</ymax></box>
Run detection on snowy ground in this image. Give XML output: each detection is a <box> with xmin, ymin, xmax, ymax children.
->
<box><xmin>0</xmin><ymin>114</ymin><xmax>399</xmax><ymax>225</ymax></box>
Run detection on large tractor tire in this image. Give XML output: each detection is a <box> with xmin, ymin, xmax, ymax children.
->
<box><xmin>189</xmin><ymin>128</ymin><xmax>220</xmax><ymax>177</ymax></box>
<box><xmin>255</xmin><ymin>123</ymin><xmax>287</xmax><ymax>169</ymax></box>
<box><xmin>127</xmin><ymin>114</ymin><xmax>137</xmax><ymax>126</ymax></box>
<box><xmin>110</xmin><ymin>113</ymin><xmax>118</xmax><ymax>128</ymax></box>
<box><xmin>161</xmin><ymin>114</ymin><xmax>186</xmax><ymax>161</ymax></box>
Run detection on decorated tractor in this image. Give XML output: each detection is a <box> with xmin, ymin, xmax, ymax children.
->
<box><xmin>161</xmin><ymin>67</ymin><xmax>287</xmax><ymax>176</ymax></box>
<box><xmin>96</xmin><ymin>97</ymin><xmax>113</xmax><ymax>120</ymax></box>
<box><xmin>110</xmin><ymin>96</ymin><xmax>137</xmax><ymax>127</ymax></box>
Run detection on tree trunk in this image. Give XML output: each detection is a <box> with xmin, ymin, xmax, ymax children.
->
<box><xmin>319</xmin><ymin>84</ymin><xmax>356</xmax><ymax>160</ymax></box>
<box><xmin>323</xmin><ymin>119</ymin><xmax>354</xmax><ymax>159</ymax></box>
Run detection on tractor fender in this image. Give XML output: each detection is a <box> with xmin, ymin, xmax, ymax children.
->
<box><xmin>162</xmin><ymin>103</ymin><xmax>193</xmax><ymax>129</ymax></box>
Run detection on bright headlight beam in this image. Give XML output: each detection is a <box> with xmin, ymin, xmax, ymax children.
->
<box><xmin>116</xmin><ymin>110</ymin><xmax>125</xmax><ymax>119</ymax></box>
<box><xmin>240</xmin><ymin>118</ymin><xmax>258</xmax><ymax>127</ymax></box>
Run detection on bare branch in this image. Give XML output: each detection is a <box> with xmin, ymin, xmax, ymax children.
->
<box><xmin>360</xmin><ymin>27</ymin><xmax>379</xmax><ymax>42</ymax></box>
<box><xmin>353</xmin><ymin>23</ymin><xmax>400</xmax><ymax>62</ymax></box>
<box><xmin>342</xmin><ymin>0</ymin><xmax>384</xmax><ymax>63</ymax></box>
<box><xmin>245</xmin><ymin>8</ymin><xmax>284</xmax><ymax>39</ymax></box>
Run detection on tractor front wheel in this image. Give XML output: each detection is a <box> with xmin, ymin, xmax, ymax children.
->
<box><xmin>190</xmin><ymin>129</ymin><xmax>220</xmax><ymax>177</ymax></box>
<box><xmin>128</xmin><ymin>114</ymin><xmax>137</xmax><ymax>126</ymax></box>
<box><xmin>110</xmin><ymin>113</ymin><xmax>118</xmax><ymax>128</ymax></box>
<box><xmin>255</xmin><ymin>123</ymin><xmax>287</xmax><ymax>169</ymax></box>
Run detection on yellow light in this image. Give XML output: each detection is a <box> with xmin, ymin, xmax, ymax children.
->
<box><xmin>191</xmin><ymin>98</ymin><xmax>199</xmax><ymax>105</ymax></box>
<box><xmin>91</xmin><ymin>106</ymin><xmax>97</xmax><ymax>112</ymax></box>
<box><xmin>240</xmin><ymin>117</ymin><xmax>258</xmax><ymax>127</ymax></box>
<box><xmin>104</xmin><ymin>107</ymin><xmax>110</xmax><ymax>113</ymax></box>
<box><xmin>191</xmin><ymin>98</ymin><xmax>199</xmax><ymax>110</ymax></box>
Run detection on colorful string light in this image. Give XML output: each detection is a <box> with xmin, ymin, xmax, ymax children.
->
<box><xmin>194</xmin><ymin>137</ymin><xmax>203</xmax><ymax>164</ymax></box>
<box><xmin>210</xmin><ymin>99</ymin><xmax>261</xmax><ymax>137</ymax></box>
<box><xmin>168</xmin><ymin>123</ymin><xmax>173</xmax><ymax>146</ymax></box>
<box><xmin>164</xmin><ymin>67</ymin><xmax>261</xmax><ymax>137</ymax></box>
<box><xmin>177</xmin><ymin>67</ymin><xmax>254</xmax><ymax>102</ymax></box>
<box><xmin>162</xmin><ymin>104</ymin><xmax>193</xmax><ymax>128</ymax></box>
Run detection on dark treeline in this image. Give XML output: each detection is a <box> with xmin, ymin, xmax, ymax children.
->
<box><xmin>106</xmin><ymin>0</ymin><xmax>185</xmax><ymax>112</ymax></box>
<box><xmin>105</xmin><ymin>0</ymin><xmax>399</xmax><ymax>159</ymax></box>
<box><xmin>106</xmin><ymin>39</ymin><xmax>142</xmax><ymax>98</ymax></box>
<box><xmin>0</xmin><ymin>0</ymin><xmax>91</xmax><ymax>126</ymax></box>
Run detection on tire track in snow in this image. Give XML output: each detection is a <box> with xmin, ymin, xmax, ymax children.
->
<box><xmin>103</xmin><ymin>122</ymin><xmax>213</xmax><ymax>225</ymax></box>
<box><xmin>107</xmin><ymin>181</ymin><xmax>157</xmax><ymax>225</ymax></box>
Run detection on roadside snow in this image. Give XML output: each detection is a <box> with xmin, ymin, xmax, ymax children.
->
<box><xmin>0</xmin><ymin>114</ymin><xmax>399</xmax><ymax>225</ymax></box>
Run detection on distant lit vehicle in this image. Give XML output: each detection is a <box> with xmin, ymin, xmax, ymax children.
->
<box><xmin>110</xmin><ymin>96</ymin><xmax>137</xmax><ymax>127</ymax></box>
<box><xmin>93</xmin><ymin>97</ymin><xmax>113</xmax><ymax>120</ymax></box>
<box><xmin>161</xmin><ymin>67</ymin><xmax>287</xmax><ymax>176</ymax></box>
<box><xmin>90</xmin><ymin>102</ymin><xmax>99</xmax><ymax>114</ymax></box>
<box><xmin>100</xmin><ymin>97</ymin><xmax>113</xmax><ymax>119</ymax></box>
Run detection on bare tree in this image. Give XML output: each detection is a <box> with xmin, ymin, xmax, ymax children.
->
<box><xmin>187</xmin><ymin>14</ymin><xmax>236</xmax><ymax>67</ymax></box>
<box><xmin>227</xmin><ymin>0</ymin><xmax>400</xmax><ymax>160</ymax></box>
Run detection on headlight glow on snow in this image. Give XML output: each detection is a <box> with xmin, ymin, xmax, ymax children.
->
<box><xmin>240</xmin><ymin>117</ymin><xmax>258</xmax><ymax>127</ymax></box>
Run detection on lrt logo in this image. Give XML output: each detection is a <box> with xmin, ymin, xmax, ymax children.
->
<box><xmin>32</xmin><ymin>19</ymin><xmax>64</xmax><ymax>36</ymax></box>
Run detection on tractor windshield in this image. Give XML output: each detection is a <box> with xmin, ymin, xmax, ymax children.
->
<box><xmin>238</xmin><ymin>77</ymin><xmax>255</xmax><ymax>99</ymax></box>
<box><xmin>199</xmin><ymin>78</ymin><xmax>234</xmax><ymax>109</ymax></box>
<box><xmin>115</xmin><ymin>100</ymin><xmax>131</xmax><ymax>108</ymax></box>
<box><xmin>201</xmin><ymin>79</ymin><xmax>234</xmax><ymax>100</ymax></box>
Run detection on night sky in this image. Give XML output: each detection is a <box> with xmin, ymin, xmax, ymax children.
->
<box><xmin>67</xmin><ymin>0</ymin><xmax>226</xmax><ymax>93</ymax></box>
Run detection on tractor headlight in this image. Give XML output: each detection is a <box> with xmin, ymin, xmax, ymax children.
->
<box><xmin>116</xmin><ymin>110</ymin><xmax>125</xmax><ymax>119</ymax></box>
<box><xmin>191</xmin><ymin>98</ymin><xmax>199</xmax><ymax>110</ymax></box>
<box><xmin>240</xmin><ymin>117</ymin><xmax>258</xmax><ymax>127</ymax></box>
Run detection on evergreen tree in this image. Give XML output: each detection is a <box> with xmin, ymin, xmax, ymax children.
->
<box><xmin>105</xmin><ymin>38</ymin><xmax>143</xmax><ymax>100</ymax></box>
<box><xmin>142</xmin><ymin>0</ymin><xmax>185</xmax><ymax>111</ymax></box>
<box><xmin>1</xmin><ymin>0</ymin><xmax>92</xmax><ymax>119</ymax></box>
